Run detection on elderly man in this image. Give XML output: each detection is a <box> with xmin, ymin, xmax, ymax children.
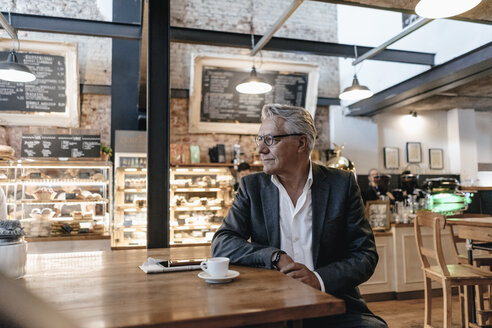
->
<box><xmin>212</xmin><ymin>104</ymin><xmax>386</xmax><ymax>327</ymax></box>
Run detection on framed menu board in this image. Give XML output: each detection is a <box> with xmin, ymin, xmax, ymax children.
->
<box><xmin>21</xmin><ymin>134</ymin><xmax>101</xmax><ymax>158</ymax></box>
<box><xmin>189</xmin><ymin>55</ymin><xmax>319</xmax><ymax>134</ymax></box>
<box><xmin>0</xmin><ymin>39</ymin><xmax>79</xmax><ymax>127</ymax></box>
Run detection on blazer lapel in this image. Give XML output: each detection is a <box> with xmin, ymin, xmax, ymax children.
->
<box><xmin>260</xmin><ymin>176</ymin><xmax>280</xmax><ymax>248</ymax></box>
<box><xmin>311</xmin><ymin>164</ymin><xmax>330</xmax><ymax>265</ymax></box>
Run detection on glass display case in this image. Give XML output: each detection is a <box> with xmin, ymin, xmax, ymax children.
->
<box><xmin>0</xmin><ymin>160</ymin><xmax>112</xmax><ymax>239</ymax></box>
<box><xmin>112</xmin><ymin>166</ymin><xmax>147</xmax><ymax>248</ymax></box>
<box><xmin>170</xmin><ymin>166</ymin><xmax>234</xmax><ymax>245</ymax></box>
<box><xmin>0</xmin><ymin>160</ymin><xmax>19</xmax><ymax>221</ymax></box>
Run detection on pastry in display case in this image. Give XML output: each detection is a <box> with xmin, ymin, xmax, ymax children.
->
<box><xmin>3</xmin><ymin>160</ymin><xmax>112</xmax><ymax>240</ymax></box>
<box><xmin>112</xmin><ymin>166</ymin><xmax>147</xmax><ymax>248</ymax></box>
<box><xmin>170</xmin><ymin>166</ymin><xmax>234</xmax><ymax>245</ymax></box>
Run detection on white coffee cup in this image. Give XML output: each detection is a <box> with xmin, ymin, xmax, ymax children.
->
<box><xmin>200</xmin><ymin>257</ymin><xmax>229</xmax><ymax>278</ymax></box>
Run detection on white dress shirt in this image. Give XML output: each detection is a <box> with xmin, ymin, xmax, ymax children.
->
<box><xmin>271</xmin><ymin>162</ymin><xmax>325</xmax><ymax>292</ymax></box>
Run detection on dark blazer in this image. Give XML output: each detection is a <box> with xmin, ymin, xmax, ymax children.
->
<box><xmin>212</xmin><ymin>163</ymin><xmax>378</xmax><ymax>314</ymax></box>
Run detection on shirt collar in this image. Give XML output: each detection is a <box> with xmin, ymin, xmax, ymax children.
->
<box><xmin>271</xmin><ymin>161</ymin><xmax>313</xmax><ymax>191</ymax></box>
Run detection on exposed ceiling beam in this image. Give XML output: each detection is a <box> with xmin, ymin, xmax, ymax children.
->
<box><xmin>2</xmin><ymin>12</ymin><xmax>142</xmax><ymax>40</ymax></box>
<box><xmin>171</xmin><ymin>27</ymin><xmax>435</xmax><ymax>66</ymax></box>
<box><xmin>311</xmin><ymin>0</ymin><xmax>492</xmax><ymax>25</ymax></box>
<box><xmin>346</xmin><ymin>41</ymin><xmax>492</xmax><ymax>117</ymax></box>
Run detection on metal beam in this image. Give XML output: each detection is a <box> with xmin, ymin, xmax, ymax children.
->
<box><xmin>2</xmin><ymin>12</ymin><xmax>142</xmax><ymax>40</ymax></box>
<box><xmin>147</xmin><ymin>0</ymin><xmax>170</xmax><ymax>248</ymax></box>
<box><xmin>80</xmin><ymin>84</ymin><xmax>111</xmax><ymax>95</ymax></box>
<box><xmin>317</xmin><ymin>97</ymin><xmax>340</xmax><ymax>106</ymax></box>
<box><xmin>352</xmin><ymin>18</ymin><xmax>432</xmax><ymax>66</ymax></box>
<box><xmin>346</xmin><ymin>42</ymin><xmax>492</xmax><ymax>117</ymax></box>
<box><xmin>171</xmin><ymin>27</ymin><xmax>435</xmax><ymax>66</ymax></box>
<box><xmin>311</xmin><ymin>0</ymin><xmax>492</xmax><ymax>26</ymax></box>
<box><xmin>251</xmin><ymin>0</ymin><xmax>305</xmax><ymax>56</ymax></box>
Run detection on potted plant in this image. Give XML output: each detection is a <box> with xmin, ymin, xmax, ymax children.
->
<box><xmin>100</xmin><ymin>144</ymin><xmax>112</xmax><ymax>161</ymax></box>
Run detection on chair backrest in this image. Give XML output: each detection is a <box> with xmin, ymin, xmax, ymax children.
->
<box><xmin>415</xmin><ymin>210</ymin><xmax>449</xmax><ymax>276</ymax></box>
<box><xmin>446</xmin><ymin>213</ymin><xmax>490</xmax><ymax>261</ymax></box>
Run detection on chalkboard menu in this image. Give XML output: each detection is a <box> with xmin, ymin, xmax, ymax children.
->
<box><xmin>200</xmin><ymin>67</ymin><xmax>308</xmax><ymax>124</ymax></box>
<box><xmin>0</xmin><ymin>52</ymin><xmax>66</xmax><ymax>113</ymax></box>
<box><xmin>21</xmin><ymin>134</ymin><xmax>101</xmax><ymax>158</ymax></box>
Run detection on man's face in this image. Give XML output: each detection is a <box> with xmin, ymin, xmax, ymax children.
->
<box><xmin>368</xmin><ymin>169</ymin><xmax>379</xmax><ymax>186</ymax></box>
<box><xmin>257</xmin><ymin>116</ymin><xmax>301</xmax><ymax>176</ymax></box>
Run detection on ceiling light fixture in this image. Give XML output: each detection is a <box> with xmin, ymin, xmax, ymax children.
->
<box><xmin>410</xmin><ymin>111</ymin><xmax>418</xmax><ymax>118</ymax></box>
<box><xmin>339</xmin><ymin>74</ymin><xmax>373</xmax><ymax>101</ymax></box>
<box><xmin>0</xmin><ymin>49</ymin><xmax>36</xmax><ymax>82</ymax></box>
<box><xmin>339</xmin><ymin>45</ymin><xmax>373</xmax><ymax>101</ymax></box>
<box><xmin>415</xmin><ymin>0</ymin><xmax>482</xmax><ymax>19</ymax></box>
<box><xmin>235</xmin><ymin>66</ymin><xmax>272</xmax><ymax>94</ymax></box>
<box><xmin>235</xmin><ymin>2</ymin><xmax>272</xmax><ymax>95</ymax></box>
<box><xmin>0</xmin><ymin>13</ymin><xmax>36</xmax><ymax>83</ymax></box>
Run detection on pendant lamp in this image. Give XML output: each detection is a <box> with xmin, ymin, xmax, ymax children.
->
<box><xmin>0</xmin><ymin>49</ymin><xmax>36</xmax><ymax>83</ymax></box>
<box><xmin>339</xmin><ymin>74</ymin><xmax>373</xmax><ymax>101</ymax></box>
<box><xmin>235</xmin><ymin>66</ymin><xmax>272</xmax><ymax>94</ymax></box>
<box><xmin>415</xmin><ymin>0</ymin><xmax>482</xmax><ymax>18</ymax></box>
<box><xmin>235</xmin><ymin>6</ymin><xmax>272</xmax><ymax>95</ymax></box>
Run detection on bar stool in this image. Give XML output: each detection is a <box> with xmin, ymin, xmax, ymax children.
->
<box><xmin>414</xmin><ymin>211</ymin><xmax>492</xmax><ymax>328</ymax></box>
<box><xmin>448</xmin><ymin>214</ymin><xmax>492</xmax><ymax>326</ymax></box>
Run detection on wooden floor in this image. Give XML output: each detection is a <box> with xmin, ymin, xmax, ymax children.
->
<box><xmin>368</xmin><ymin>296</ymin><xmax>463</xmax><ymax>328</ymax></box>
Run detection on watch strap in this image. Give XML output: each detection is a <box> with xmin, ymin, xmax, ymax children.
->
<box><xmin>271</xmin><ymin>250</ymin><xmax>285</xmax><ymax>270</ymax></box>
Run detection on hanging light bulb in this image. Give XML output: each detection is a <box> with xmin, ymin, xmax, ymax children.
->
<box><xmin>0</xmin><ymin>49</ymin><xmax>36</xmax><ymax>83</ymax></box>
<box><xmin>235</xmin><ymin>66</ymin><xmax>272</xmax><ymax>94</ymax></box>
<box><xmin>415</xmin><ymin>0</ymin><xmax>482</xmax><ymax>19</ymax></box>
<box><xmin>339</xmin><ymin>74</ymin><xmax>373</xmax><ymax>101</ymax></box>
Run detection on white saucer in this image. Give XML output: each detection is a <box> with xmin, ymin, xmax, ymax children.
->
<box><xmin>198</xmin><ymin>270</ymin><xmax>240</xmax><ymax>284</ymax></box>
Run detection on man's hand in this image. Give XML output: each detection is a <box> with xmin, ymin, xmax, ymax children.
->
<box><xmin>280</xmin><ymin>262</ymin><xmax>321</xmax><ymax>290</ymax></box>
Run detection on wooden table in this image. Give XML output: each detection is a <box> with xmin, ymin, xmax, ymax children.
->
<box><xmin>446</xmin><ymin>216</ymin><xmax>492</xmax><ymax>324</ymax></box>
<box><xmin>20</xmin><ymin>247</ymin><xmax>345</xmax><ymax>328</ymax></box>
<box><xmin>446</xmin><ymin>217</ymin><xmax>492</xmax><ymax>246</ymax></box>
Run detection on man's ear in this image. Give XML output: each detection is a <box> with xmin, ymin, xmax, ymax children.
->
<box><xmin>298</xmin><ymin>135</ymin><xmax>308</xmax><ymax>152</ymax></box>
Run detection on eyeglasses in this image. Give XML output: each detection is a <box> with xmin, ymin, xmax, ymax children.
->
<box><xmin>255</xmin><ymin>133</ymin><xmax>303</xmax><ymax>146</ymax></box>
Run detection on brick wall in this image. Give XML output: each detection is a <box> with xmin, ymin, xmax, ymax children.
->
<box><xmin>0</xmin><ymin>0</ymin><xmax>111</xmax><ymax>156</ymax></box>
<box><xmin>169</xmin><ymin>0</ymin><xmax>338</xmax><ymax>156</ymax></box>
<box><xmin>0</xmin><ymin>0</ymin><xmax>336</xmax><ymax>158</ymax></box>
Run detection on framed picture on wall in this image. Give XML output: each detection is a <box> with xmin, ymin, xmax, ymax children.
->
<box><xmin>383</xmin><ymin>147</ymin><xmax>399</xmax><ymax>169</ymax></box>
<box><xmin>189</xmin><ymin>54</ymin><xmax>320</xmax><ymax>134</ymax></box>
<box><xmin>406</xmin><ymin>142</ymin><xmax>422</xmax><ymax>163</ymax></box>
<box><xmin>429</xmin><ymin>148</ymin><xmax>444</xmax><ymax>169</ymax></box>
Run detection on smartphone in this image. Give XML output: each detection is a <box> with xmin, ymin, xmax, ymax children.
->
<box><xmin>158</xmin><ymin>258</ymin><xmax>206</xmax><ymax>267</ymax></box>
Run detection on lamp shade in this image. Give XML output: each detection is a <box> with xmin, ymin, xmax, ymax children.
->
<box><xmin>0</xmin><ymin>50</ymin><xmax>36</xmax><ymax>83</ymax></box>
<box><xmin>235</xmin><ymin>66</ymin><xmax>272</xmax><ymax>94</ymax></box>
<box><xmin>339</xmin><ymin>75</ymin><xmax>373</xmax><ymax>101</ymax></box>
<box><xmin>415</xmin><ymin>0</ymin><xmax>482</xmax><ymax>18</ymax></box>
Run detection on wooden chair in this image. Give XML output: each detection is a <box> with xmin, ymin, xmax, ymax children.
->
<box><xmin>447</xmin><ymin>214</ymin><xmax>492</xmax><ymax>326</ymax></box>
<box><xmin>414</xmin><ymin>211</ymin><xmax>492</xmax><ymax>327</ymax></box>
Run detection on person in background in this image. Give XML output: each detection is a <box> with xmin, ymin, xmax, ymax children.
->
<box><xmin>233</xmin><ymin>162</ymin><xmax>251</xmax><ymax>192</ymax></box>
<box><xmin>362</xmin><ymin>168</ymin><xmax>380</xmax><ymax>203</ymax></box>
<box><xmin>212</xmin><ymin>104</ymin><xmax>386</xmax><ymax>328</ymax></box>
<box><xmin>362</xmin><ymin>168</ymin><xmax>395</xmax><ymax>205</ymax></box>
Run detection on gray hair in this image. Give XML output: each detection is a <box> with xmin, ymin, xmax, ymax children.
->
<box><xmin>261</xmin><ymin>104</ymin><xmax>317</xmax><ymax>152</ymax></box>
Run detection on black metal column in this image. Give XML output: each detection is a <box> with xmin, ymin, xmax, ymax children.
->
<box><xmin>147</xmin><ymin>0</ymin><xmax>170</xmax><ymax>248</ymax></box>
<box><xmin>111</xmin><ymin>0</ymin><xmax>142</xmax><ymax>151</ymax></box>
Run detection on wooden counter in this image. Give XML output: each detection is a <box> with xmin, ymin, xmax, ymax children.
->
<box><xmin>21</xmin><ymin>246</ymin><xmax>345</xmax><ymax>328</ymax></box>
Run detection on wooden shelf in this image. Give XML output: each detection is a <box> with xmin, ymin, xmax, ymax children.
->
<box><xmin>460</xmin><ymin>186</ymin><xmax>492</xmax><ymax>191</ymax></box>
<box><xmin>26</xmin><ymin>234</ymin><xmax>110</xmax><ymax>242</ymax></box>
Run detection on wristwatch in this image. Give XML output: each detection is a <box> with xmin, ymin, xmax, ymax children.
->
<box><xmin>271</xmin><ymin>250</ymin><xmax>286</xmax><ymax>270</ymax></box>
